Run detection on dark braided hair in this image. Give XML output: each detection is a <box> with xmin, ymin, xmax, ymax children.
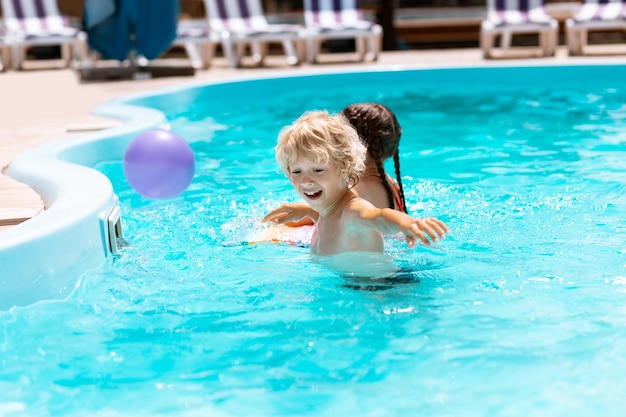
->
<box><xmin>341</xmin><ymin>103</ymin><xmax>408</xmax><ymax>214</ymax></box>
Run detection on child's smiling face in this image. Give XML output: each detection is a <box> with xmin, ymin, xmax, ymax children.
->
<box><xmin>288</xmin><ymin>156</ymin><xmax>348</xmax><ymax>214</ymax></box>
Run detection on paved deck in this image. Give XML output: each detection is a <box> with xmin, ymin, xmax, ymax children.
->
<box><xmin>2</xmin><ymin>47</ymin><xmax>626</xmax><ymax>232</ymax></box>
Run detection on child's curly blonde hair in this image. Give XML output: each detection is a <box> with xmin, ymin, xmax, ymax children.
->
<box><xmin>276</xmin><ymin>110</ymin><xmax>366</xmax><ymax>185</ymax></box>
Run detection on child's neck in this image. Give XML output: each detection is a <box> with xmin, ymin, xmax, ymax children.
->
<box><xmin>363</xmin><ymin>160</ymin><xmax>386</xmax><ymax>177</ymax></box>
<box><xmin>363</xmin><ymin>166</ymin><xmax>380</xmax><ymax>177</ymax></box>
<box><xmin>319</xmin><ymin>188</ymin><xmax>352</xmax><ymax>218</ymax></box>
<box><xmin>364</xmin><ymin>159</ymin><xmax>378</xmax><ymax>171</ymax></box>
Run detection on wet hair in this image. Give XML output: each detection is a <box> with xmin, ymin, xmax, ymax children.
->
<box><xmin>341</xmin><ymin>102</ymin><xmax>408</xmax><ymax>213</ymax></box>
<box><xmin>276</xmin><ymin>110</ymin><xmax>366</xmax><ymax>186</ymax></box>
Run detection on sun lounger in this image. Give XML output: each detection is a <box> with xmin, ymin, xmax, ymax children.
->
<box><xmin>302</xmin><ymin>0</ymin><xmax>382</xmax><ymax>63</ymax></box>
<box><xmin>565</xmin><ymin>0</ymin><xmax>626</xmax><ymax>55</ymax></box>
<box><xmin>204</xmin><ymin>0</ymin><xmax>302</xmax><ymax>68</ymax></box>
<box><xmin>480</xmin><ymin>0</ymin><xmax>558</xmax><ymax>58</ymax></box>
<box><xmin>1</xmin><ymin>0</ymin><xmax>87</xmax><ymax>70</ymax></box>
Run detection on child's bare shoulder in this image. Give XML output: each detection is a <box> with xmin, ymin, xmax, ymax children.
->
<box><xmin>344</xmin><ymin>195</ymin><xmax>381</xmax><ymax>223</ymax></box>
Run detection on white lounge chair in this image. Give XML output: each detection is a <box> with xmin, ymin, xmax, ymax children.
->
<box><xmin>302</xmin><ymin>0</ymin><xmax>382</xmax><ymax>64</ymax></box>
<box><xmin>565</xmin><ymin>0</ymin><xmax>626</xmax><ymax>56</ymax></box>
<box><xmin>203</xmin><ymin>0</ymin><xmax>301</xmax><ymax>68</ymax></box>
<box><xmin>480</xmin><ymin>0</ymin><xmax>558</xmax><ymax>59</ymax></box>
<box><xmin>171</xmin><ymin>19</ymin><xmax>225</xmax><ymax>70</ymax></box>
<box><xmin>0</xmin><ymin>0</ymin><xmax>87</xmax><ymax>70</ymax></box>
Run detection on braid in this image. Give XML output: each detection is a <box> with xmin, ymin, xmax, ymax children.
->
<box><xmin>393</xmin><ymin>150</ymin><xmax>408</xmax><ymax>214</ymax></box>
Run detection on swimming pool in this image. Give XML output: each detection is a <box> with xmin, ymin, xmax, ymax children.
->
<box><xmin>1</xmin><ymin>63</ymin><xmax>626</xmax><ymax>416</ymax></box>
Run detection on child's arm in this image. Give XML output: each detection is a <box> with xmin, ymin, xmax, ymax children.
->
<box><xmin>354</xmin><ymin>203</ymin><xmax>448</xmax><ymax>247</ymax></box>
<box><xmin>263</xmin><ymin>202</ymin><xmax>319</xmax><ymax>226</ymax></box>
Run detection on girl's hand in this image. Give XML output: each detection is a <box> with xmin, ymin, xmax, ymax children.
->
<box><xmin>263</xmin><ymin>202</ymin><xmax>318</xmax><ymax>225</ymax></box>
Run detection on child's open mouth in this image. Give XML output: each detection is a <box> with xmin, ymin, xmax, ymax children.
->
<box><xmin>304</xmin><ymin>190</ymin><xmax>322</xmax><ymax>200</ymax></box>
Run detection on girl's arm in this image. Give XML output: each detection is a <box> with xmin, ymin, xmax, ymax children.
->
<box><xmin>263</xmin><ymin>202</ymin><xmax>319</xmax><ymax>225</ymax></box>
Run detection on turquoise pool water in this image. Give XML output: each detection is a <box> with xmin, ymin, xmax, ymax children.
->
<box><xmin>1</xmin><ymin>65</ymin><xmax>626</xmax><ymax>416</ymax></box>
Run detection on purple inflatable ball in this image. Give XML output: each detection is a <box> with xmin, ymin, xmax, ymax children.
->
<box><xmin>123</xmin><ymin>129</ymin><xmax>195</xmax><ymax>199</ymax></box>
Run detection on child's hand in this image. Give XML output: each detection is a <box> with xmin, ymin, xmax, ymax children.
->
<box><xmin>404</xmin><ymin>217</ymin><xmax>449</xmax><ymax>247</ymax></box>
<box><xmin>263</xmin><ymin>202</ymin><xmax>318</xmax><ymax>225</ymax></box>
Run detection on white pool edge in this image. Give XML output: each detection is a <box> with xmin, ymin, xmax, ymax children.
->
<box><xmin>0</xmin><ymin>102</ymin><xmax>166</xmax><ymax>310</ymax></box>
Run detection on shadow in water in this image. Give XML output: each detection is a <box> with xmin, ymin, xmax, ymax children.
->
<box><xmin>341</xmin><ymin>267</ymin><xmax>423</xmax><ymax>292</ymax></box>
<box><xmin>340</xmin><ymin>256</ymin><xmax>447</xmax><ymax>292</ymax></box>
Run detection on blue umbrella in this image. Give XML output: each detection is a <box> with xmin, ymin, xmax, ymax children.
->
<box><xmin>84</xmin><ymin>0</ymin><xmax>179</xmax><ymax>62</ymax></box>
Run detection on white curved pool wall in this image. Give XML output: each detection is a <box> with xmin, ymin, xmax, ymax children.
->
<box><xmin>0</xmin><ymin>102</ymin><xmax>166</xmax><ymax>311</ymax></box>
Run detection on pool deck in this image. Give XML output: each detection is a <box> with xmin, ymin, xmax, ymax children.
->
<box><xmin>2</xmin><ymin>46</ymin><xmax>626</xmax><ymax>232</ymax></box>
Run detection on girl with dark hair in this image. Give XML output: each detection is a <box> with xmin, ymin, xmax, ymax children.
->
<box><xmin>341</xmin><ymin>102</ymin><xmax>407</xmax><ymax>213</ymax></box>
